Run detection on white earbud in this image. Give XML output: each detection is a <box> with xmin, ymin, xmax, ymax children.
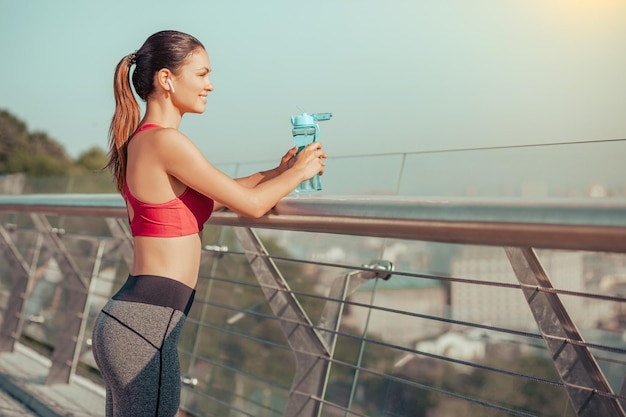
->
<box><xmin>166</xmin><ymin>79</ymin><xmax>175</xmax><ymax>93</ymax></box>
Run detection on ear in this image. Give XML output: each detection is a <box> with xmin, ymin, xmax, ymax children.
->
<box><xmin>157</xmin><ymin>69</ymin><xmax>174</xmax><ymax>92</ymax></box>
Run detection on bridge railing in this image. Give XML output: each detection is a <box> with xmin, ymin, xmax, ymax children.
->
<box><xmin>0</xmin><ymin>193</ymin><xmax>625</xmax><ymax>417</ymax></box>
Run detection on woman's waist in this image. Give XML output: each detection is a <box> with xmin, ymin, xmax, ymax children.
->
<box><xmin>133</xmin><ymin>233</ymin><xmax>202</xmax><ymax>248</ymax></box>
<box><xmin>112</xmin><ymin>274</ymin><xmax>196</xmax><ymax>314</ymax></box>
<box><xmin>133</xmin><ymin>234</ymin><xmax>202</xmax><ymax>255</ymax></box>
<box><xmin>132</xmin><ymin>235</ymin><xmax>202</xmax><ymax>285</ymax></box>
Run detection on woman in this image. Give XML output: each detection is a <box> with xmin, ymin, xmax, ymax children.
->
<box><xmin>91</xmin><ymin>30</ymin><xmax>326</xmax><ymax>417</ymax></box>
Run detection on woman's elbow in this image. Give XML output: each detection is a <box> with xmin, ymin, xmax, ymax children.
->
<box><xmin>224</xmin><ymin>193</ymin><xmax>275</xmax><ymax>218</ymax></box>
<box><xmin>243</xmin><ymin>206</ymin><xmax>271</xmax><ymax>218</ymax></box>
<box><xmin>235</xmin><ymin>202</ymin><xmax>271</xmax><ymax>218</ymax></box>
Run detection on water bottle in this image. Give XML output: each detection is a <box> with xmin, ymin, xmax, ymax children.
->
<box><xmin>291</xmin><ymin>112</ymin><xmax>332</xmax><ymax>192</ymax></box>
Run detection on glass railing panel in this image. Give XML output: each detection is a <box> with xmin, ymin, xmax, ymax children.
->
<box><xmin>323</xmin><ymin>273</ymin><xmax>576</xmax><ymax>417</ymax></box>
<box><xmin>317</xmin><ymin>154</ymin><xmax>406</xmax><ymax>196</ymax></box>
<box><xmin>15</xmin><ymin>172</ymin><xmax>116</xmax><ymax>194</ymax></box>
<box><xmin>399</xmin><ymin>140</ymin><xmax>626</xmax><ymax>198</ymax></box>
<box><xmin>224</xmin><ymin>140</ymin><xmax>626</xmax><ymax>198</ymax></box>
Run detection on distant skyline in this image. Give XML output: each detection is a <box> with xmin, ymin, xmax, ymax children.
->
<box><xmin>1</xmin><ymin>0</ymin><xmax>625</xmax><ymax>171</ymax></box>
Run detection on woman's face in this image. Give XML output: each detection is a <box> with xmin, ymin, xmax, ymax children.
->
<box><xmin>170</xmin><ymin>48</ymin><xmax>213</xmax><ymax>114</ymax></box>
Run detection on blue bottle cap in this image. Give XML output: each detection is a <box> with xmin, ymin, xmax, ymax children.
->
<box><xmin>291</xmin><ymin>113</ymin><xmax>315</xmax><ymax>127</ymax></box>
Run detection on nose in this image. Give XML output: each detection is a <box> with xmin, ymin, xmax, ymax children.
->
<box><xmin>206</xmin><ymin>79</ymin><xmax>214</xmax><ymax>92</ymax></box>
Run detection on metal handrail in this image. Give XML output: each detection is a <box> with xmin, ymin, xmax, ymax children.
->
<box><xmin>1</xmin><ymin>193</ymin><xmax>625</xmax><ymax>253</ymax></box>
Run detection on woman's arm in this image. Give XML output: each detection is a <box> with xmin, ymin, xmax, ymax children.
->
<box><xmin>233</xmin><ymin>146</ymin><xmax>298</xmax><ymax>188</ymax></box>
<box><xmin>154</xmin><ymin>130</ymin><xmax>325</xmax><ymax>218</ymax></box>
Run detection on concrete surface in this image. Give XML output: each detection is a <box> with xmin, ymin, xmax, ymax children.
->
<box><xmin>0</xmin><ymin>343</ymin><xmax>105</xmax><ymax>417</ymax></box>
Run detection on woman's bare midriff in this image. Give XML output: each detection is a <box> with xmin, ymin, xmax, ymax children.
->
<box><xmin>131</xmin><ymin>233</ymin><xmax>202</xmax><ymax>289</ymax></box>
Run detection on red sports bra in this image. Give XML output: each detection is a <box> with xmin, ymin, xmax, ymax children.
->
<box><xmin>125</xmin><ymin>124</ymin><xmax>214</xmax><ymax>237</ymax></box>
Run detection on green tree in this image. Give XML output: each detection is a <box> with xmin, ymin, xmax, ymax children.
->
<box><xmin>0</xmin><ymin>110</ymin><xmax>29</xmax><ymax>172</ymax></box>
<box><xmin>0</xmin><ymin>109</ymin><xmax>109</xmax><ymax>177</ymax></box>
<box><xmin>5</xmin><ymin>131</ymin><xmax>73</xmax><ymax>175</ymax></box>
<box><xmin>74</xmin><ymin>146</ymin><xmax>108</xmax><ymax>173</ymax></box>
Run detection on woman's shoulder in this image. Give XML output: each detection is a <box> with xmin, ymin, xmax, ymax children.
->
<box><xmin>129</xmin><ymin>127</ymin><xmax>202</xmax><ymax>166</ymax></box>
<box><xmin>149</xmin><ymin>126</ymin><xmax>187</xmax><ymax>141</ymax></box>
<box><xmin>137</xmin><ymin>127</ymin><xmax>195</xmax><ymax>151</ymax></box>
<box><xmin>145</xmin><ymin>128</ymin><xmax>205</xmax><ymax>164</ymax></box>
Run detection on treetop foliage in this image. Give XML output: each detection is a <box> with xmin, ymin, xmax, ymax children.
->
<box><xmin>0</xmin><ymin>109</ymin><xmax>108</xmax><ymax>176</ymax></box>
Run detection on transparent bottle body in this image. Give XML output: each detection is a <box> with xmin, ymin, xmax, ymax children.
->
<box><xmin>292</xmin><ymin>127</ymin><xmax>321</xmax><ymax>192</ymax></box>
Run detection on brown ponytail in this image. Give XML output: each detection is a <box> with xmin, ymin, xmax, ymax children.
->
<box><xmin>107</xmin><ymin>54</ymin><xmax>140</xmax><ymax>193</ymax></box>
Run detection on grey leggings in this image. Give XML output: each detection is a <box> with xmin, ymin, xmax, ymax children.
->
<box><xmin>92</xmin><ymin>275</ymin><xmax>195</xmax><ymax>417</ymax></box>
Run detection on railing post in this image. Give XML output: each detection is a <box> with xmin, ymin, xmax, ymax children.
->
<box><xmin>234</xmin><ymin>227</ymin><xmax>329</xmax><ymax>417</ymax></box>
<box><xmin>504</xmin><ymin>247</ymin><xmax>626</xmax><ymax>417</ymax></box>
<box><xmin>29</xmin><ymin>214</ymin><xmax>89</xmax><ymax>385</ymax></box>
<box><xmin>0</xmin><ymin>224</ymin><xmax>33</xmax><ymax>352</ymax></box>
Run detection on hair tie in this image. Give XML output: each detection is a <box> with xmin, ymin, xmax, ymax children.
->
<box><xmin>128</xmin><ymin>51</ymin><xmax>137</xmax><ymax>66</ymax></box>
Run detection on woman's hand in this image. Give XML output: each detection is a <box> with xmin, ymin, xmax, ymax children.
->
<box><xmin>291</xmin><ymin>141</ymin><xmax>327</xmax><ymax>181</ymax></box>
<box><xmin>275</xmin><ymin>146</ymin><xmax>298</xmax><ymax>175</ymax></box>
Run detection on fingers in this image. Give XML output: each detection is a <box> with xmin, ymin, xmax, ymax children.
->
<box><xmin>305</xmin><ymin>141</ymin><xmax>322</xmax><ymax>151</ymax></box>
<box><xmin>303</xmin><ymin>142</ymin><xmax>325</xmax><ymax>157</ymax></box>
<box><xmin>308</xmin><ymin>149</ymin><xmax>326</xmax><ymax>163</ymax></box>
<box><xmin>286</xmin><ymin>146</ymin><xmax>298</xmax><ymax>157</ymax></box>
<box><xmin>292</xmin><ymin>142</ymin><xmax>327</xmax><ymax>178</ymax></box>
<box><xmin>314</xmin><ymin>150</ymin><xmax>326</xmax><ymax>175</ymax></box>
<box><xmin>282</xmin><ymin>147</ymin><xmax>297</xmax><ymax>162</ymax></box>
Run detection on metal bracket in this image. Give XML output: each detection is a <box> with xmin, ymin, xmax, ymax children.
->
<box><xmin>318</xmin><ymin>260</ymin><xmax>394</xmax><ymax>352</ymax></box>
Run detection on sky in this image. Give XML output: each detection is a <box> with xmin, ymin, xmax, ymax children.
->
<box><xmin>1</xmin><ymin>0</ymin><xmax>625</xmax><ymax>175</ymax></box>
